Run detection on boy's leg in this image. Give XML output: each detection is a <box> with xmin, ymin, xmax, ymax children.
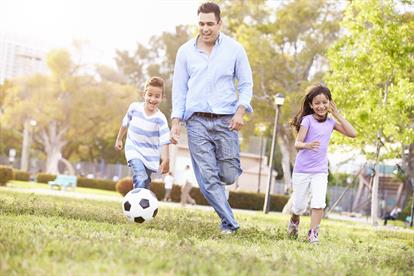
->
<box><xmin>128</xmin><ymin>159</ymin><xmax>150</xmax><ymax>189</ymax></box>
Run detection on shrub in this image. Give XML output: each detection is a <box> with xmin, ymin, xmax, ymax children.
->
<box><xmin>0</xmin><ymin>165</ymin><xmax>14</xmax><ymax>186</ymax></box>
<box><xmin>13</xmin><ymin>170</ymin><xmax>30</xmax><ymax>181</ymax></box>
<box><xmin>36</xmin><ymin>173</ymin><xmax>57</xmax><ymax>184</ymax></box>
<box><xmin>115</xmin><ymin>177</ymin><xmax>133</xmax><ymax>196</ymax></box>
<box><xmin>114</xmin><ymin>178</ymin><xmax>289</xmax><ymax>211</ymax></box>
<box><xmin>77</xmin><ymin>177</ymin><xmax>116</xmax><ymax>191</ymax></box>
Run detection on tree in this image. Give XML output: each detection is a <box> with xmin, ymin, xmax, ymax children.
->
<box><xmin>326</xmin><ymin>0</ymin><xmax>414</xmax><ymax>223</ymax></box>
<box><xmin>220</xmin><ymin>0</ymin><xmax>342</xmax><ymax>189</ymax></box>
<box><xmin>115</xmin><ymin>25</ymin><xmax>192</xmax><ymax>121</ymax></box>
<box><xmin>1</xmin><ymin>49</ymin><xmax>136</xmax><ymax>173</ymax></box>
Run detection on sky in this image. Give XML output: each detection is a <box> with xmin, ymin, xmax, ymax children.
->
<box><xmin>1</xmin><ymin>0</ymin><xmax>201</xmax><ymax>66</ymax></box>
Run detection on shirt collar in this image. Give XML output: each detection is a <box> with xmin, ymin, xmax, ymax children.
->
<box><xmin>193</xmin><ymin>32</ymin><xmax>223</xmax><ymax>48</ymax></box>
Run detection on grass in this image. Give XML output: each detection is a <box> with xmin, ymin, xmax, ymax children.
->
<box><xmin>6</xmin><ymin>180</ymin><xmax>121</xmax><ymax>197</ymax></box>
<box><xmin>0</xmin><ymin>188</ymin><xmax>413</xmax><ymax>276</ymax></box>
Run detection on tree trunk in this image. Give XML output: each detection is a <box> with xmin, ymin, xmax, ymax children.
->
<box><xmin>39</xmin><ymin>121</ymin><xmax>67</xmax><ymax>174</ymax></box>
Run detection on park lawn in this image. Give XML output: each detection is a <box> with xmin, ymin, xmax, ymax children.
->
<box><xmin>0</xmin><ymin>190</ymin><xmax>413</xmax><ymax>276</ymax></box>
<box><xmin>6</xmin><ymin>180</ymin><xmax>121</xmax><ymax>197</ymax></box>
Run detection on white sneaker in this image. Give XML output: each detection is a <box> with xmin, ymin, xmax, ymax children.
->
<box><xmin>287</xmin><ymin>219</ymin><xmax>299</xmax><ymax>238</ymax></box>
<box><xmin>307</xmin><ymin>228</ymin><xmax>319</xmax><ymax>244</ymax></box>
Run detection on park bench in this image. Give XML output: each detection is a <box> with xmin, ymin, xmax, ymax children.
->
<box><xmin>48</xmin><ymin>175</ymin><xmax>77</xmax><ymax>191</ymax></box>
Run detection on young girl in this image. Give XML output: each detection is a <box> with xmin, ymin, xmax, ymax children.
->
<box><xmin>115</xmin><ymin>76</ymin><xmax>170</xmax><ymax>190</ymax></box>
<box><xmin>288</xmin><ymin>84</ymin><xmax>356</xmax><ymax>244</ymax></box>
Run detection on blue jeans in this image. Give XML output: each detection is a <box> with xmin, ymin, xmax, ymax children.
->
<box><xmin>186</xmin><ymin>114</ymin><xmax>242</xmax><ymax>231</ymax></box>
<box><xmin>128</xmin><ymin>159</ymin><xmax>154</xmax><ymax>189</ymax></box>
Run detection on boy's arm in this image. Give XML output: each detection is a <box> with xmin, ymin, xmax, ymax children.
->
<box><xmin>159</xmin><ymin>144</ymin><xmax>170</xmax><ymax>174</ymax></box>
<box><xmin>114</xmin><ymin>126</ymin><xmax>127</xmax><ymax>151</ymax></box>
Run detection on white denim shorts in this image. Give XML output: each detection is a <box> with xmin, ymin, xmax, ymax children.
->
<box><xmin>290</xmin><ymin>172</ymin><xmax>328</xmax><ymax>215</ymax></box>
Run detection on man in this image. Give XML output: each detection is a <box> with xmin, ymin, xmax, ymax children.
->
<box><xmin>171</xmin><ymin>2</ymin><xmax>253</xmax><ymax>234</ymax></box>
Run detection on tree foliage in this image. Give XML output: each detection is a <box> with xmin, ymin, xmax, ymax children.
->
<box><xmin>326</xmin><ymin>0</ymin><xmax>414</xmax><ymax>159</ymax></box>
<box><xmin>1</xmin><ymin>49</ymin><xmax>136</xmax><ymax>172</ymax></box>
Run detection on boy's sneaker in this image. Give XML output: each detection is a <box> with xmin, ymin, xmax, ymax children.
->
<box><xmin>307</xmin><ymin>228</ymin><xmax>319</xmax><ymax>244</ymax></box>
<box><xmin>220</xmin><ymin>229</ymin><xmax>237</xmax><ymax>235</ymax></box>
<box><xmin>287</xmin><ymin>219</ymin><xmax>299</xmax><ymax>238</ymax></box>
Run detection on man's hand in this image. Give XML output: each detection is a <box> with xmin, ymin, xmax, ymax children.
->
<box><xmin>229</xmin><ymin>106</ymin><xmax>245</xmax><ymax>131</ymax></box>
<box><xmin>114</xmin><ymin>140</ymin><xmax>123</xmax><ymax>151</ymax></box>
<box><xmin>160</xmin><ymin>159</ymin><xmax>169</xmax><ymax>174</ymax></box>
<box><xmin>170</xmin><ymin>118</ymin><xmax>181</xmax><ymax>144</ymax></box>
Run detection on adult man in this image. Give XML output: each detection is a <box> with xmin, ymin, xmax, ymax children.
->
<box><xmin>171</xmin><ymin>2</ymin><xmax>253</xmax><ymax>234</ymax></box>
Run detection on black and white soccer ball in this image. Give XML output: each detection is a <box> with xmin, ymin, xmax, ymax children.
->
<box><xmin>122</xmin><ymin>188</ymin><xmax>159</xmax><ymax>223</ymax></box>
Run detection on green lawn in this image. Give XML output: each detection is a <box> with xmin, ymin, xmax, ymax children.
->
<box><xmin>0</xmin><ymin>189</ymin><xmax>413</xmax><ymax>275</ymax></box>
<box><xmin>6</xmin><ymin>180</ymin><xmax>121</xmax><ymax>197</ymax></box>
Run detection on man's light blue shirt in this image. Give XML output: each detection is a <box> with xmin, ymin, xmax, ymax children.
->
<box><xmin>172</xmin><ymin>32</ymin><xmax>253</xmax><ymax>121</ymax></box>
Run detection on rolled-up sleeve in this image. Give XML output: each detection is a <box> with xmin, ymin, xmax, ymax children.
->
<box><xmin>171</xmin><ymin>47</ymin><xmax>189</xmax><ymax>120</ymax></box>
<box><xmin>235</xmin><ymin>46</ymin><xmax>253</xmax><ymax>113</ymax></box>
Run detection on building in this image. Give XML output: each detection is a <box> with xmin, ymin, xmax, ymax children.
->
<box><xmin>0</xmin><ymin>33</ymin><xmax>48</xmax><ymax>84</ymax></box>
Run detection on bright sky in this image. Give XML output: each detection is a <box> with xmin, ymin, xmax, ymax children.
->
<box><xmin>2</xmin><ymin>0</ymin><xmax>201</xmax><ymax>66</ymax></box>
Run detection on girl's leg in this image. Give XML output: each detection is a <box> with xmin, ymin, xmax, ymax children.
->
<box><xmin>310</xmin><ymin>208</ymin><xmax>324</xmax><ymax>229</ymax></box>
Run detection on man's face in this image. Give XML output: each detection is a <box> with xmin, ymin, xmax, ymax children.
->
<box><xmin>198</xmin><ymin>12</ymin><xmax>221</xmax><ymax>45</ymax></box>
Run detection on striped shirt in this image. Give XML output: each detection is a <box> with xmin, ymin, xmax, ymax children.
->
<box><xmin>122</xmin><ymin>102</ymin><xmax>170</xmax><ymax>171</ymax></box>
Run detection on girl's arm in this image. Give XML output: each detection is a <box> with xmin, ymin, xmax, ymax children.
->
<box><xmin>330</xmin><ymin>101</ymin><xmax>357</xmax><ymax>138</ymax></box>
<box><xmin>295</xmin><ymin>126</ymin><xmax>320</xmax><ymax>151</ymax></box>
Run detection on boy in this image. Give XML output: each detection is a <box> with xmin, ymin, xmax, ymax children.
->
<box><xmin>115</xmin><ymin>76</ymin><xmax>170</xmax><ymax>189</ymax></box>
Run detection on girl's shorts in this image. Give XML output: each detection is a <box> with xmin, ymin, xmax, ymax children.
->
<box><xmin>290</xmin><ymin>172</ymin><xmax>328</xmax><ymax>215</ymax></box>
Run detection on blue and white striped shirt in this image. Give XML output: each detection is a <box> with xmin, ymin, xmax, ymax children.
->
<box><xmin>172</xmin><ymin>32</ymin><xmax>253</xmax><ymax>121</ymax></box>
<box><xmin>122</xmin><ymin>102</ymin><xmax>170</xmax><ymax>171</ymax></box>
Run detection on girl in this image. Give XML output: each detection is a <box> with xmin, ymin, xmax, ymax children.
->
<box><xmin>288</xmin><ymin>84</ymin><xmax>356</xmax><ymax>244</ymax></box>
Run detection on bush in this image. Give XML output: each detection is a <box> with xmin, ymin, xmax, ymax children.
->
<box><xmin>36</xmin><ymin>173</ymin><xmax>57</xmax><ymax>184</ymax></box>
<box><xmin>115</xmin><ymin>177</ymin><xmax>133</xmax><ymax>196</ymax></box>
<box><xmin>77</xmin><ymin>177</ymin><xmax>116</xmax><ymax>191</ymax></box>
<box><xmin>0</xmin><ymin>165</ymin><xmax>14</xmax><ymax>186</ymax></box>
<box><xmin>114</xmin><ymin>178</ymin><xmax>289</xmax><ymax>211</ymax></box>
<box><xmin>13</xmin><ymin>170</ymin><xmax>30</xmax><ymax>181</ymax></box>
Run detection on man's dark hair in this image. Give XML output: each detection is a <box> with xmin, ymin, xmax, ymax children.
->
<box><xmin>197</xmin><ymin>2</ymin><xmax>221</xmax><ymax>22</ymax></box>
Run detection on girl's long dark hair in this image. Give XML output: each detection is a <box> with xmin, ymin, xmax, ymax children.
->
<box><xmin>290</xmin><ymin>84</ymin><xmax>332</xmax><ymax>132</ymax></box>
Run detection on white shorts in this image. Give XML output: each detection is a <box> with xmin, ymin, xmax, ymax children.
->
<box><xmin>290</xmin><ymin>172</ymin><xmax>328</xmax><ymax>215</ymax></box>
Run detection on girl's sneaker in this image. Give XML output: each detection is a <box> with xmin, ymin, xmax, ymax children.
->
<box><xmin>307</xmin><ymin>228</ymin><xmax>319</xmax><ymax>244</ymax></box>
<box><xmin>287</xmin><ymin>219</ymin><xmax>299</xmax><ymax>238</ymax></box>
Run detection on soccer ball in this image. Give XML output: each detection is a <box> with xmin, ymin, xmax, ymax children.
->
<box><xmin>122</xmin><ymin>188</ymin><xmax>159</xmax><ymax>223</ymax></box>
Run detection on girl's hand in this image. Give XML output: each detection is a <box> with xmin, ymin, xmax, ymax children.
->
<box><xmin>306</xmin><ymin>141</ymin><xmax>320</xmax><ymax>151</ymax></box>
<box><xmin>329</xmin><ymin>101</ymin><xmax>339</xmax><ymax>115</ymax></box>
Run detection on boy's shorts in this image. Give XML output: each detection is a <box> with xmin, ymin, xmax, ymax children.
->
<box><xmin>290</xmin><ymin>172</ymin><xmax>328</xmax><ymax>215</ymax></box>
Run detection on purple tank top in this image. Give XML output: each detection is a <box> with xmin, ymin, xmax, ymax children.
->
<box><xmin>293</xmin><ymin>114</ymin><xmax>336</xmax><ymax>173</ymax></box>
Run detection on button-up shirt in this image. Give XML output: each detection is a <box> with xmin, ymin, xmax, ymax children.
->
<box><xmin>172</xmin><ymin>32</ymin><xmax>253</xmax><ymax>121</ymax></box>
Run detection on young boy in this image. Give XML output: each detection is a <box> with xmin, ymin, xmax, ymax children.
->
<box><xmin>115</xmin><ymin>76</ymin><xmax>170</xmax><ymax>190</ymax></box>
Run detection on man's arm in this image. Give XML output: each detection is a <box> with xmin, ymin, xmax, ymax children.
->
<box><xmin>235</xmin><ymin>46</ymin><xmax>253</xmax><ymax>114</ymax></box>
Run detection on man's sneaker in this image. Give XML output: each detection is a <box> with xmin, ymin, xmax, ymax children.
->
<box><xmin>287</xmin><ymin>219</ymin><xmax>299</xmax><ymax>238</ymax></box>
<box><xmin>307</xmin><ymin>228</ymin><xmax>319</xmax><ymax>244</ymax></box>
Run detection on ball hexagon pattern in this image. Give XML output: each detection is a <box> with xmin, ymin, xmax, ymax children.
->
<box><xmin>122</xmin><ymin>188</ymin><xmax>159</xmax><ymax>223</ymax></box>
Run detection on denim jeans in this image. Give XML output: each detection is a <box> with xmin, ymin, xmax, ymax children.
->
<box><xmin>128</xmin><ymin>158</ymin><xmax>154</xmax><ymax>189</ymax></box>
<box><xmin>186</xmin><ymin>114</ymin><xmax>242</xmax><ymax>231</ymax></box>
